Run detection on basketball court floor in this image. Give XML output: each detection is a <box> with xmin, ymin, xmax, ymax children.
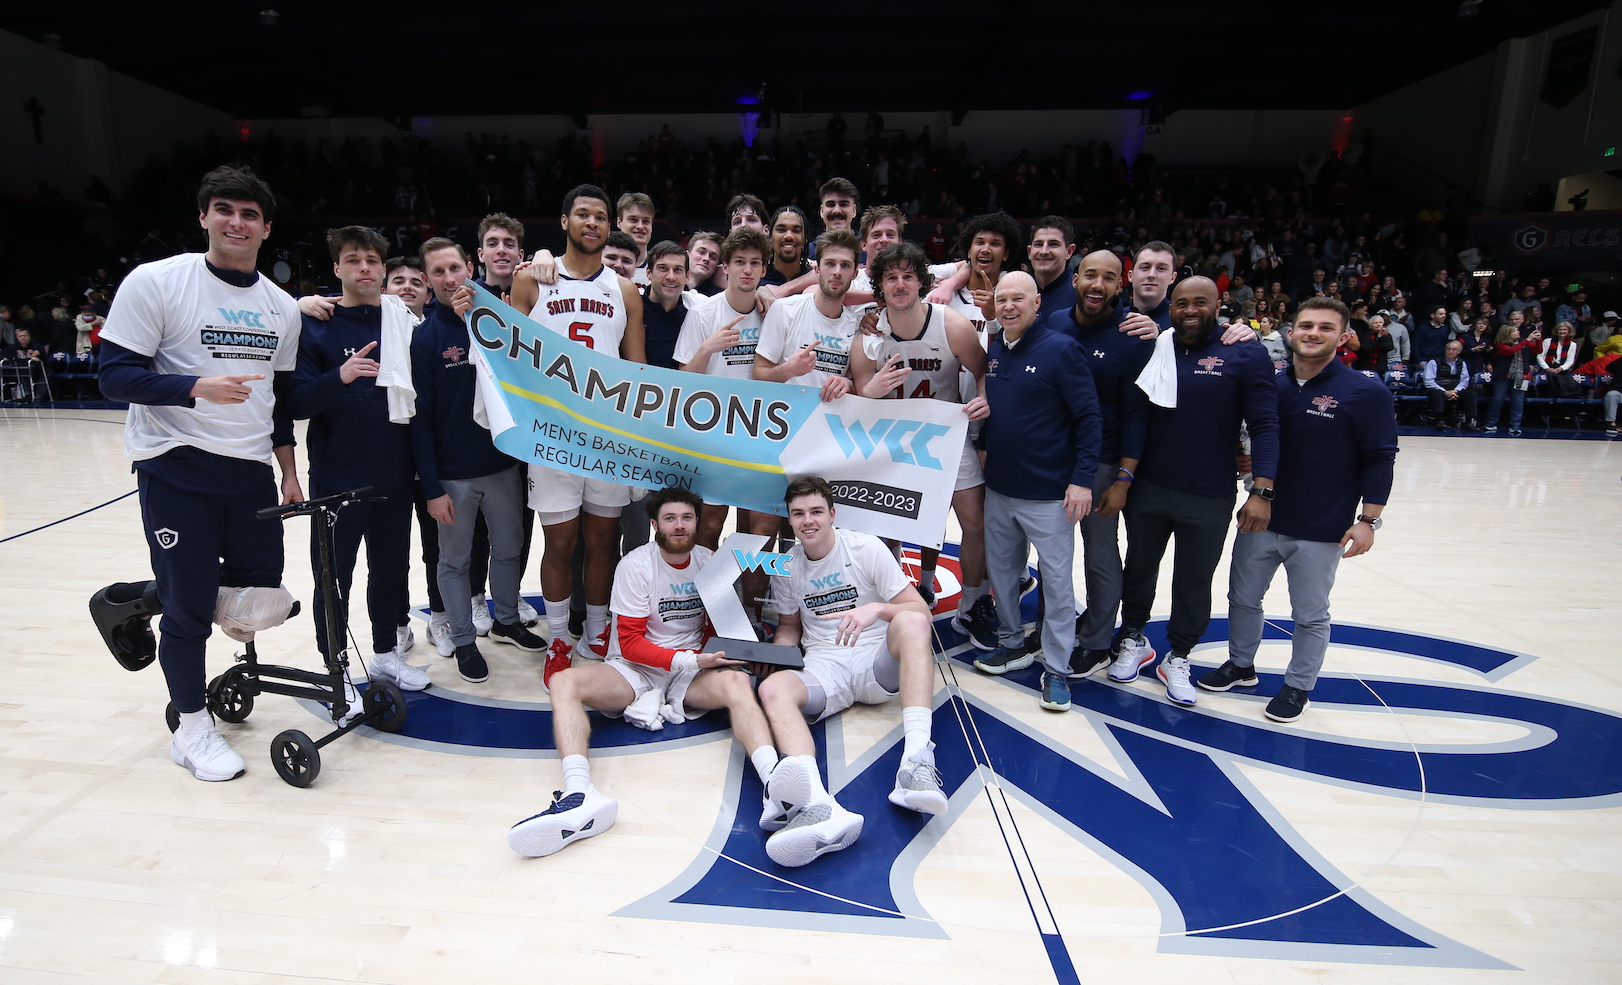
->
<box><xmin>1</xmin><ymin>408</ymin><xmax>1618</xmax><ymax>985</ymax></box>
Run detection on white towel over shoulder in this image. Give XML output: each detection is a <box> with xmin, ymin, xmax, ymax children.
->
<box><xmin>378</xmin><ymin>293</ymin><xmax>418</xmax><ymax>423</ymax></box>
<box><xmin>1134</xmin><ymin>329</ymin><xmax>1179</xmax><ymax>408</ymax></box>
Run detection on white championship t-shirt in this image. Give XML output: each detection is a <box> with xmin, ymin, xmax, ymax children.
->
<box><xmin>610</xmin><ymin>542</ymin><xmax>714</xmax><ymax>653</ymax></box>
<box><xmin>754</xmin><ymin>292</ymin><xmax>863</xmax><ymax>387</ymax></box>
<box><xmin>99</xmin><ymin>253</ymin><xmax>300</xmax><ymax>466</ymax></box>
<box><xmin>531</xmin><ymin>257</ymin><xmax>628</xmax><ymax>355</ymax></box>
<box><xmin>773</xmin><ymin>528</ymin><xmax>910</xmax><ymax>650</ymax></box>
<box><xmin>672</xmin><ymin>291</ymin><xmax>762</xmax><ymax>378</ymax></box>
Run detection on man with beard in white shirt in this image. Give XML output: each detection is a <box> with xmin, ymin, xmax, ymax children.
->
<box><xmin>506</xmin><ymin>486</ymin><xmax>777</xmax><ymax>857</ymax></box>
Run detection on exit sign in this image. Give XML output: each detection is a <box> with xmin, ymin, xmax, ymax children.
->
<box><xmin>1607</xmin><ymin>146</ymin><xmax>1617</xmax><ymax>157</ymax></box>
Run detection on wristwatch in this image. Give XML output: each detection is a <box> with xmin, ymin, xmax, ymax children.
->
<box><xmin>1252</xmin><ymin>486</ymin><xmax>1276</xmax><ymax>501</ymax></box>
<box><xmin>1356</xmin><ymin>514</ymin><xmax>1383</xmax><ymax>531</ymax></box>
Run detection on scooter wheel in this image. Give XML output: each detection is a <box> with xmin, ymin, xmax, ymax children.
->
<box><xmin>271</xmin><ymin>729</ymin><xmax>321</xmax><ymax>787</ymax></box>
<box><xmin>209</xmin><ymin>670</ymin><xmax>255</xmax><ymax>724</ymax></box>
<box><xmin>363</xmin><ymin>681</ymin><xmax>409</xmax><ymax>733</ymax></box>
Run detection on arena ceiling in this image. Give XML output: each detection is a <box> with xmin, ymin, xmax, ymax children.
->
<box><xmin>3</xmin><ymin>1</ymin><xmax>1612</xmax><ymax>118</ymax></box>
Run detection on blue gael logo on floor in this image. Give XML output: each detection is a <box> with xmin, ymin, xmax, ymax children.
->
<box><xmin>378</xmin><ymin>567</ymin><xmax>1620</xmax><ymax>972</ymax></box>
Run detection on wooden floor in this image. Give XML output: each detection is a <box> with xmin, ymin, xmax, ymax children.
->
<box><xmin>1</xmin><ymin>407</ymin><xmax>1618</xmax><ymax>985</ymax></box>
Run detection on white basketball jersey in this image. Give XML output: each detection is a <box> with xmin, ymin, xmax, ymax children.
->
<box><xmin>946</xmin><ymin>288</ymin><xmax>997</xmax><ymax>347</ymax></box>
<box><xmin>532</xmin><ymin>257</ymin><xmax>628</xmax><ymax>356</ymax></box>
<box><xmin>861</xmin><ymin>302</ymin><xmax>963</xmax><ymax>403</ymax></box>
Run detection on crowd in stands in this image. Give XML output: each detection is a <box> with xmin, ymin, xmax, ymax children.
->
<box><xmin>6</xmin><ymin>118</ymin><xmax>1619</xmax><ymax>431</ymax></box>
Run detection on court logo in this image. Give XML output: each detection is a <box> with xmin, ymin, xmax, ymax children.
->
<box><xmin>153</xmin><ymin>527</ymin><xmax>179</xmax><ymax>550</ymax></box>
<box><xmin>384</xmin><ymin>580</ymin><xmax>1617</xmax><ymax>973</ymax></box>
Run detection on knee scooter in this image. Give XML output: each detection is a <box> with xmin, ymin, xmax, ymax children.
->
<box><xmin>90</xmin><ymin>486</ymin><xmax>410</xmax><ymax>787</ymax></box>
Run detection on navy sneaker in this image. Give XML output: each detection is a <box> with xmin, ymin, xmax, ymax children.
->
<box><xmin>1197</xmin><ymin>660</ymin><xmax>1259</xmax><ymax>692</ymax></box>
<box><xmin>973</xmin><ymin>642</ymin><xmax>1035</xmax><ymax>676</ymax></box>
<box><xmin>951</xmin><ymin>596</ymin><xmax>998</xmax><ymax>651</ymax></box>
<box><xmin>1265</xmin><ymin>685</ymin><xmax>1311</xmax><ymax>723</ymax></box>
<box><xmin>1039</xmin><ymin>672</ymin><xmax>1072</xmax><ymax>712</ymax></box>
<box><xmin>454</xmin><ymin>642</ymin><xmax>489</xmax><ymax>683</ymax></box>
<box><xmin>507</xmin><ymin>787</ymin><xmax>618</xmax><ymax>857</ymax></box>
<box><xmin>1068</xmin><ymin>647</ymin><xmax>1113</xmax><ymax>679</ymax></box>
<box><xmin>916</xmin><ymin>574</ymin><xmax>936</xmax><ymax>608</ymax></box>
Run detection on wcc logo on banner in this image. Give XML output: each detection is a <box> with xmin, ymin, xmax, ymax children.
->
<box><xmin>462</xmin><ymin>285</ymin><xmax>969</xmax><ymax>548</ymax></box>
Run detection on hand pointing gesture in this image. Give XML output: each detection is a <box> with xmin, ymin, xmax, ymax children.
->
<box><xmin>191</xmin><ymin>373</ymin><xmax>265</xmax><ymax>404</ymax></box>
<box><xmin>339</xmin><ymin>340</ymin><xmax>380</xmax><ymax>384</ymax></box>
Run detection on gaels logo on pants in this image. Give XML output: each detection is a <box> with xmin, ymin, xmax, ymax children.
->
<box><xmin>153</xmin><ymin>527</ymin><xmax>179</xmax><ymax>550</ymax></box>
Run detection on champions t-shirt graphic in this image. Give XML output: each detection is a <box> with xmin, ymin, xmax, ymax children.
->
<box><xmin>755</xmin><ymin>292</ymin><xmax>863</xmax><ymax>388</ymax></box>
<box><xmin>99</xmin><ymin>253</ymin><xmax>300</xmax><ymax>466</ymax></box>
<box><xmin>610</xmin><ymin>542</ymin><xmax>714</xmax><ymax>653</ymax></box>
<box><xmin>772</xmin><ymin>529</ymin><xmax>909</xmax><ymax>650</ymax></box>
<box><xmin>673</xmin><ymin>291</ymin><xmax>763</xmax><ymax>379</ymax></box>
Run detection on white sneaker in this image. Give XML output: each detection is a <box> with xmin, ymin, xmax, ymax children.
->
<box><xmin>430</xmin><ymin>616</ymin><xmax>455</xmax><ymax>658</ymax></box>
<box><xmin>516</xmin><ymin>598</ymin><xmax>540</xmax><ymax>626</ymax></box>
<box><xmin>765</xmin><ymin>756</ymin><xmax>816</xmax><ymax>825</ymax></box>
<box><xmin>396</xmin><ymin>624</ymin><xmax>415</xmax><ymax>652</ymax></box>
<box><xmin>1156</xmin><ymin>654</ymin><xmax>1197</xmax><ymax>707</ymax></box>
<box><xmin>507</xmin><ymin>787</ymin><xmax>618</xmax><ymax>857</ymax></box>
<box><xmin>765</xmin><ymin>801</ymin><xmax>864</xmax><ymax>867</ymax></box>
<box><xmin>336</xmin><ymin>674</ymin><xmax>366</xmax><ymax>727</ymax></box>
<box><xmin>1108</xmin><ymin>633</ymin><xmax>1157</xmax><ymax>682</ymax></box>
<box><xmin>889</xmin><ymin>747</ymin><xmax>948</xmax><ymax>815</ymax></box>
<box><xmin>170</xmin><ymin>718</ymin><xmax>245</xmax><ymax>781</ymax></box>
<box><xmin>369</xmin><ymin>648</ymin><xmax>431</xmax><ymax>691</ymax></box>
<box><xmin>760</xmin><ymin>793</ymin><xmax>790</xmax><ymax>832</ymax></box>
<box><xmin>471</xmin><ymin>595</ymin><xmax>493</xmax><ymax>636</ymax></box>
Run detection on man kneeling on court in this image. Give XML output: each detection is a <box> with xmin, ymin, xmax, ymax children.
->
<box><xmin>507</xmin><ymin>487</ymin><xmax>777</xmax><ymax>858</ymax></box>
<box><xmin>756</xmin><ymin>476</ymin><xmax>945</xmax><ymax>868</ymax></box>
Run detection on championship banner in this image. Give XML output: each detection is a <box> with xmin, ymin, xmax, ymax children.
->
<box><xmin>463</xmin><ymin>285</ymin><xmax>969</xmax><ymax>548</ymax></box>
<box><xmin>1467</xmin><ymin>210</ymin><xmax>1622</xmax><ymax>270</ymax></box>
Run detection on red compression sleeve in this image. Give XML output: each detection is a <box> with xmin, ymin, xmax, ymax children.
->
<box><xmin>616</xmin><ymin>615</ymin><xmax>676</xmax><ymax>670</ymax></box>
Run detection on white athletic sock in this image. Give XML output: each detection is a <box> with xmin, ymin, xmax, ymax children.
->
<box><xmin>545</xmin><ymin>597</ymin><xmax>570</xmax><ymax>641</ymax></box>
<box><xmin>796</xmin><ymin>754</ymin><xmax>832</xmax><ymax>803</ymax></box>
<box><xmin>178</xmin><ymin>709</ymin><xmax>212</xmax><ymax>735</ymax></box>
<box><xmin>750</xmin><ymin>745</ymin><xmax>779</xmax><ymax>784</ymax></box>
<box><xmin>429</xmin><ymin>609</ymin><xmax>448</xmax><ymax>628</ymax></box>
<box><xmin>562</xmin><ymin>754</ymin><xmax>591</xmax><ymax>795</ymax></box>
<box><xmin>918</xmin><ymin>564</ymin><xmax>936</xmax><ymax>591</ymax></box>
<box><xmin>586</xmin><ymin>604</ymin><xmax>609</xmax><ymax>641</ymax></box>
<box><xmin>902</xmin><ymin>706</ymin><xmax>932</xmax><ymax>763</ymax></box>
<box><xmin>957</xmin><ymin>580</ymin><xmax>986</xmax><ymax>616</ymax></box>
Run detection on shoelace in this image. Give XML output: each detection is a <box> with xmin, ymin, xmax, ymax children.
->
<box><xmin>1163</xmin><ymin>658</ymin><xmax>1191</xmax><ymax>687</ymax></box>
<box><xmin>900</xmin><ymin>761</ymin><xmax>942</xmax><ymax>790</ymax></box>
<box><xmin>186</xmin><ymin>724</ymin><xmax>234</xmax><ymax>763</ymax></box>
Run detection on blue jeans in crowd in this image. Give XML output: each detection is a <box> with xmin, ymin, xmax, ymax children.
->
<box><xmin>1484</xmin><ymin>376</ymin><xmax>1525</xmax><ymax>430</ymax></box>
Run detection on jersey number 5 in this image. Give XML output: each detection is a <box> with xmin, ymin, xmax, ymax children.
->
<box><xmin>568</xmin><ymin>322</ymin><xmax>594</xmax><ymax>349</ymax></box>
